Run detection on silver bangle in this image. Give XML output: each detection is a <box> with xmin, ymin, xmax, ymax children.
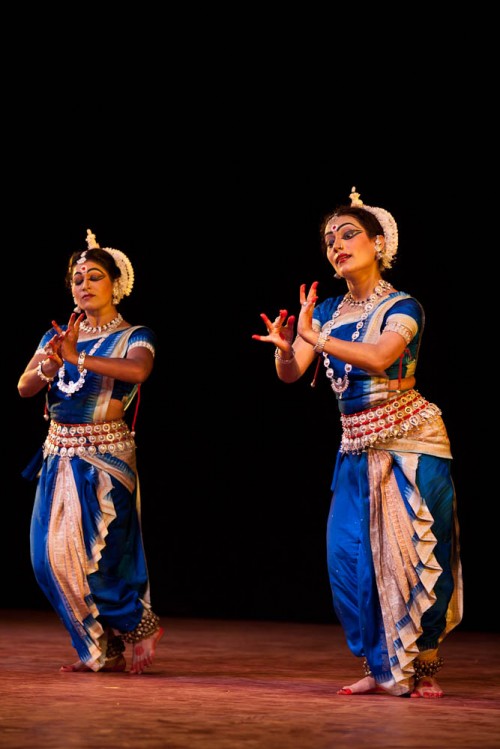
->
<box><xmin>313</xmin><ymin>332</ymin><xmax>328</xmax><ymax>354</ymax></box>
<box><xmin>77</xmin><ymin>350</ymin><xmax>87</xmax><ymax>374</ymax></box>
<box><xmin>274</xmin><ymin>347</ymin><xmax>295</xmax><ymax>364</ymax></box>
<box><xmin>36</xmin><ymin>360</ymin><xmax>55</xmax><ymax>383</ymax></box>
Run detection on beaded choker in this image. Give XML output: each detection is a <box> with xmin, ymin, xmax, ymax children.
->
<box><xmin>80</xmin><ymin>313</ymin><xmax>123</xmax><ymax>335</ymax></box>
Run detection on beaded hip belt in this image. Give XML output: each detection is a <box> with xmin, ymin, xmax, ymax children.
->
<box><xmin>340</xmin><ymin>389</ymin><xmax>442</xmax><ymax>454</ymax></box>
<box><xmin>43</xmin><ymin>419</ymin><xmax>135</xmax><ymax>459</ymax></box>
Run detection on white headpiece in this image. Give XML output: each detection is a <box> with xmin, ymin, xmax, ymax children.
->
<box><xmin>348</xmin><ymin>187</ymin><xmax>398</xmax><ymax>269</ymax></box>
<box><xmin>85</xmin><ymin>228</ymin><xmax>135</xmax><ymax>303</ymax></box>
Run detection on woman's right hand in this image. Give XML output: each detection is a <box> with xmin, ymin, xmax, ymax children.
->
<box><xmin>251</xmin><ymin>309</ymin><xmax>296</xmax><ymax>354</ymax></box>
<box><xmin>43</xmin><ymin>331</ymin><xmax>64</xmax><ymax>368</ymax></box>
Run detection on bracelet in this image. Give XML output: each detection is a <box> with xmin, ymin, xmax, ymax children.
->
<box><xmin>313</xmin><ymin>331</ymin><xmax>328</xmax><ymax>354</ymax></box>
<box><xmin>36</xmin><ymin>360</ymin><xmax>55</xmax><ymax>383</ymax></box>
<box><xmin>77</xmin><ymin>350</ymin><xmax>87</xmax><ymax>374</ymax></box>
<box><xmin>274</xmin><ymin>347</ymin><xmax>295</xmax><ymax>364</ymax></box>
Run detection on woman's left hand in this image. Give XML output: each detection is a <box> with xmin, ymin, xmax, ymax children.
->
<box><xmin>51</xmin><ymin>313</ymin><xmax>85</xmax><ymax>363</ymax></box>
<box><xmin>297</xmin><ymin>282</ymin><xmax>318</xmax><ymax>343</ymax></box>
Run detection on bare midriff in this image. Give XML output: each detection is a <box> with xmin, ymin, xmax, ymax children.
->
<box><xmin>388</xmin><ymin>376</ymin><xmax>416</xmax><ymax>392</ymax></box>
<box><xmin>105</xmin><ymin>399</ymin><xmax>127</xmax><ymax>421</ymax></box>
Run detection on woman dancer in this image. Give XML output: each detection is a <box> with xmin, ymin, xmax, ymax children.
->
<box><xmin>252</xmin><ymin>189</ymin><xmax>462</xmax><ymax>697</ymax></box>
<box><xmin>18</xmin><ymin>229</ymin><xmax>164</xmax><ymax>674</ymax></box>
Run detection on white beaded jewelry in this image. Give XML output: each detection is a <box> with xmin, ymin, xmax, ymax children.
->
<box><xmin>80</xmin><ymin>313</ymin><xmax>123</xmax><ymax>335</ymax></box>
<box><xmin>322</xmin><ymin>280</ymin><xmax>392</xmax><ymax>398</ymax></box>
<box><xmin>37</xmin><ymin>360</ymin><xmax>55</xmax><ymax>383</ymax></box>
<box><xmin>57</xmin><ymin>336</ymin><xmax>105</xmax><ymax>395</ymax></box>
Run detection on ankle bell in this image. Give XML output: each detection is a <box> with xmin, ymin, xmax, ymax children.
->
<box><xmin>121</xmin><ymin>608</ymin><xmax>161</xmax><ymax>644</ymax></box>
<box><xmin>362</xmin><ymin>658</ymin><xmax>372</xmax><ymax>676</ymax></box>
<box><xmin>413</xmin><ymin>656</ymin><xmax>444</xmax><ymax>680</ymax></box>
<box><xmin>106</xmin><ymin>634</ymin><xmax>126</xmax><ymax>659</ymax></box>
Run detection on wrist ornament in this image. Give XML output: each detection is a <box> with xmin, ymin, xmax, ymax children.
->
<box><xmin>77</xmin><ymin>350</ymin><xmax>87</xmax><ymax>374</ymax></box>
<box><xmin>36</xmin><ymin>360</ymin><xmax>55</xmax><ymax>383</ymax></box>
<box><xmin>313</xmin><ymin>331</ymin><xmax>328</xmax><ymax>354</ymax></box>
<box><xmin>274</xmin><ymin>347</ymin><xmax>295</xmax><ymax>364</ymax></box>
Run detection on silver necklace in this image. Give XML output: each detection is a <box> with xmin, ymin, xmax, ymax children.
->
<box><xmin>322</xmin><ymin>280</ymin><xmax>392</xmax><ymax>398</ymax></box>
<box><xmin>80</xmin><ymin>313</ymin><xmax>123</xmax><ymax>335</ymax></box>
<box><xmin>56</xmin><ymin>336</ymin><xmax>105</xmax><ymax>395</ymax></box>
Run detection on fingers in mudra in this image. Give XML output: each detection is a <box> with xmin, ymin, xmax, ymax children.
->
<box><xmin>252</xmin><ymin>309</ymin><xmax>291</xmax><ymax>342</ymax></box>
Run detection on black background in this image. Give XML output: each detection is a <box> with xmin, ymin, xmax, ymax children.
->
<box><xmin>3</xmin><ymin>36</ymin><xmax>494</xmax><ymax>631</ymax></box>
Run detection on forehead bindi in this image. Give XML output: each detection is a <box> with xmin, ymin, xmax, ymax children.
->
<box><xmin>325</xmin><ymin>219</ymin><xmax>362</xmax><ymax>236</ymax></box>
<box><xmin>72</xmin><ymin>264</ymin><xmax>107</xmax><ymax>280</ymax></box>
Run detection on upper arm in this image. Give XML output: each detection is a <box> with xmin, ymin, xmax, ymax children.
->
<box><xmin>125</xmin><ymin>327</ymin><xmax>156</xmax><ymax>379</ymax></box>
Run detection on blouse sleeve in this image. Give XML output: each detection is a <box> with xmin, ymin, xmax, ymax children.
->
<box><xmin>126</xmin><ymin>326</ymin><xmax>157</xmax><ymax>357</ymax></box>
<box><xmin>382</xmin><ymin>297</ymin><xmax>423</xmax><ymax>345</ymax></box>
<box><xmin>35</xmin><ymin>326</ymin><xmax>61</xmax><ymax>356</ymax></box>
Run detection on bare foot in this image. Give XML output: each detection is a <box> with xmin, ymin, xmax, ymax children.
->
<box><xmin>410</xmin><ymin>676</ymin><xmax>444</xmax><ymax>698</ymax></box>
<box><xmin>337</xmin><ymin>675</ymin><xmax>387</xmax><ymax>695</ymax></box>
<box><xmin>129</xmin><ymin>627</ymin><xmax>165</xmax><ymax>675</ymax></box>
<box><xmin>60</xmin><ymin>660</ymin><xmax>91</xmax><ymax>673</ymax></box>
<box><xmin>60</xmin><ymin>654</ymin><xmax>126</xmax><ymax>673</ymax></box>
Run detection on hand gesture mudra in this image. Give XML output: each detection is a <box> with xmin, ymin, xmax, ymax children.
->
<box><xmin>252</xmin><ymin>282</ymin><xmax>318</xmax><ymax>354</ymax></box>
<box><xmin>252</xmin><ymin>309</ymin><xmax>296</xmax><ymax>354</ymax></box>
<box><xmin>51</xmin><ymin>312</ymin><xmax>85</xmax><ymax>363</ymax></box>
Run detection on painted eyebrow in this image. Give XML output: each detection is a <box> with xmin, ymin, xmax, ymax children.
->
<box><xmin>72</xmin><ymin>266</ymin><xmax>106</xmax><ymax>276</ymax></box>
<box><xmin>325</xmin><ymin>222</ymin><xmax>362</xmax><ymax>235</ymax></box>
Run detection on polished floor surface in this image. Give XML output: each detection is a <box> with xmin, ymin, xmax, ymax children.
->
<box><xmin>1</xmin><ymin>609</ymin><xmax>499</xmax><ymax>749</ymax></box>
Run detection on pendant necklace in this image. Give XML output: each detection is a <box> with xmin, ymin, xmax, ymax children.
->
<box><xmin>56</xmin><ymin>335</ymin><xmax>106</xmax><ymax>396</ymax></box>
<box><xmin>322</xmin><ymin>280</ymin><xmax>392</xmax><ymax>398</ymax></box>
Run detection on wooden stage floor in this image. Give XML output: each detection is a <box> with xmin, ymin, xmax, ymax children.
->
<box><xmin>1</xmin><ymin>609</ymin><xmax>499</xmax><ymax>749</ymax></box>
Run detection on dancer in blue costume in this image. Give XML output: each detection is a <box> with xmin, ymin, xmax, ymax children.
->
<box><xmin>252</xmin><ymin>188</ymin><xmax>462</xmax><ymax>698</ymax></box>
<box><xmin>18</xmin><ymin>229</ymin><xmax>164</xmax><ymax>674</ymax></box>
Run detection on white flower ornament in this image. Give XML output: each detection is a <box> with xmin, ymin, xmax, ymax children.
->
<box><xmin>348</xmin><ymin>186</ymin><xmax>398</xmax><ymax>269</ymax></box>
<box><xmin>85</xmin><ymin>228</ymin><xmax>135</xmax><ymax>303</ymax></box>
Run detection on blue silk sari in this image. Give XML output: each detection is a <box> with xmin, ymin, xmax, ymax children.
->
<box><xmin>25</xmin><ymin>325</ymin><xmax>156</xmax><ymax>671</ymax></box>
<box><xmin>313</xmin><ymin>291</ymin><xmax>463</xmax><ymax>695</ymax></box>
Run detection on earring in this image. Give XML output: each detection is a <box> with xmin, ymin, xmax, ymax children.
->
<box><xmin>334</xmin><ymin>273</ymin><xmax>341</xmax><ymax>279</ymax></box>
<box><xmin>375</xmin><ymin>236</ymin><xmax>384</xmax><ymax>260</ymax></box>
<box><xmin>112</xmin><ymin>282</ymin><xmax>121</xmax><ymax>305</ymax></box>
<box><xmin>73</xmin><ymin>297</ymin><xmax>82</xmax><ymax>313</ymax></box>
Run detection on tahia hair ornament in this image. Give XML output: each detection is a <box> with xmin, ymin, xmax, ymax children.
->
<box><xmin>85</xmin><ymin>228</ymin><xmax>135</xmax><ymax>304</ymax></box>
<box><xmin>348</xmin><ymin>187</ymin><xmax>398</xmax><ymax>269</ymax></box>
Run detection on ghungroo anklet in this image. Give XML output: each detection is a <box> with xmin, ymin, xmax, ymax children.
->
<box><xmin>106</xmin><ymin>634</ymin><xmax>126</xmax><ymax>659</ymax></box>
<box><xmin>413</xmin><ymin>656</ymin><xmax>444</xmax><ymax>680</ymax></box>
<box><xmin>121</xmin><ymin>609</ymin><xmax>161</xmax><ymax>644</ymax></box>
<box><xmin>363</xmin><ymin>658</ymin><xmax>372</xmax><ymax>676</ymax></box>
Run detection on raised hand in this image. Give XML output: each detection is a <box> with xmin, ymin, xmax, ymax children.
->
<box><xmin>252</xmin><ymin>309</ymin><xmax>296</xmax><ymax>354</ymax></box>
<box><xmin>297</xmin><ymin>281</ymin><xmax>319</xmax><ymax>342</ymax></box>
<box><xmin>51</xmin><ymin>313</ymin><xmax>85</xmax><ymax>363</ymax></box>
